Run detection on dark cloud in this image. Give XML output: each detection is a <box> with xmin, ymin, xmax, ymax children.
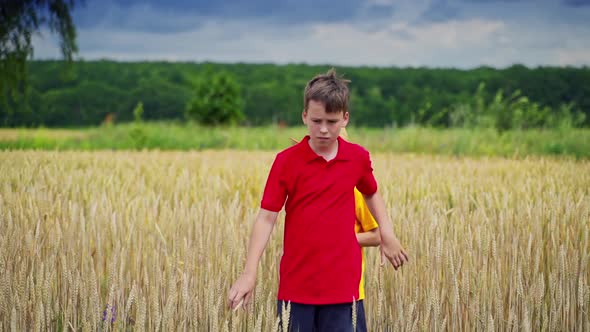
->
<box><xmin>563</xmin><ymin>0</ymin><xmax>590</xmax><ymax>7</ymax></box>
<box><xmin>459</xmin><ymin>0</ymin><xmax>524</xmax><ymax>2</ymax></box>
<box><xmin>73</xmin><ymin>0</ymin><xmax>395</xmax><ymax>31</ymax></box>
<box><xmin>73</xmin><ymin>1</ymin><xmax>204</xmax><ymax>33</ymax></box>
<box><xmin>47</xmin><ymin>0</ymin><xmax>589</xmax><ymax>68</ymax></box>
<box><xmin>418</xmin><ymin>0</ymin><xmax>461</xmax><ymax>23</ymax></box>
<box><xmin>360</xmin><ymin>3</ymin><xmax>397</xmax><ymax>20</ymax></box>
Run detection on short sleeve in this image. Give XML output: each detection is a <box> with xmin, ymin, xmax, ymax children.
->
<box><xmin>260</xmin><ymin>153</ymin><xmax>288</xmax><ymax>212</ymax></box>
<box><xmin>356</xmin><ymin>150</ymin><xmax>378</xmax><ymax>196</ymax></box>
<box><xmin>354</xmin><ymin>188</ymin><xmax>378</xmax><ymax>232</ymax></box>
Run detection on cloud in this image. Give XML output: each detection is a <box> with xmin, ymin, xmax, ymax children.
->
<box><xmin>73</xmin><ymin>0</ymin><xmax>395</xmax><ymax>30</ymax></box>
<box><xmin>74</xmin><ymin>1</ymin><xmax>203</xmax><ymax>33</ymax></box>
<box><xmin>33</xmin><ymin>17</ymin><xmax>509</xmax><ymax>67</ymax></box>
<box><xmin>556</xmin><ymin>49</ymin><xmax>590</xmax><ymax>65</ymax></box>
<box><xmin>459</xmin><ymin>0</ymin><xmax>525</xmax><ymax>3</ymax></box>
<box><xmin>31</xmin><ymin>0</ymin><xmax>590</xmax><ymax>68</ymax></box>
<box><xmin>418</xmin><ymin>0</ymin><xmax>462</xmax><ymax>23</ymax></box>
<box><xmin>563</xmin><ymin>0</ymin><xmax>590</xmax><ymax>7</ymax></box>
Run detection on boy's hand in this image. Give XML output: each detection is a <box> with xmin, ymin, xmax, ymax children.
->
<box><xmin>380</xmin><ymin>236</ymin><xmax>409</xmax><ymax>270</ymax></box>
<box><xmin>228</xmin><ymin>272</ymin><xmax>256</xmax><ymax>310</ymax></box>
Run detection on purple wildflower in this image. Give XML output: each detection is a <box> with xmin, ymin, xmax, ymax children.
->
<box><xmin>102</xmin><ymin>304</ymin><xmax>117</xmax><ymax>324</ymax></box>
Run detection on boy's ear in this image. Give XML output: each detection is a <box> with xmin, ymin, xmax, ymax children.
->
<box><xmin>302</xmin><ymin>109</ymin><xmax>308</xmax><ymax>125</ymax></box>
<box><xmin>342</xmin><ymin>111</ymin><xmax>350</xmax><ymax>127</ymax></box>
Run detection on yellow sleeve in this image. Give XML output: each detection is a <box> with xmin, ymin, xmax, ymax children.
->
<box><xmin>354</xmin><ymin>188</ymin><xmax>379</xmax><ymax>232</ymax></box>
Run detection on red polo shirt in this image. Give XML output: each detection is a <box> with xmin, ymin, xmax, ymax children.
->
<box><xmin>261</xmin><ymin>136</ymin><xmax>378</xmax><ymax>304</ymax></box>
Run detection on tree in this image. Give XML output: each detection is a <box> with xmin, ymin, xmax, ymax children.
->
<box><xmin>133</xmin><ymin>101</ymin><xmax>144</xmax><ymax>123</ymax></box>
<box><xmin>1</xmin><ymin>0</ymin><xmax>79</xmax><ymax>105</ymax></box>
<box><xmin>132</xmin><ymin>78</ymin><xmax>190</xmax><ymax>121</ymax></box>
<box><xmin>42</xmin><ymin>81</ymin><xmax>124</xmax><ymax>126</ymax></box>
<box><xmin>185</xmin><ymin>72</ymin><xmax>245</xmax><ymax>125</ymax></box>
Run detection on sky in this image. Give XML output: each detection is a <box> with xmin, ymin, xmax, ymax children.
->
<box><xmin>31</xmin><ymin>0</ymin><xmax>590</xmax><ymax>68</ymax></box>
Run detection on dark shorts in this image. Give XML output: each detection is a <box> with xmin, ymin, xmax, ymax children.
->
<box><xmin>277</xmin><ymin>300</ymin><xmax>367</xmax><ymax>332</ymax></box>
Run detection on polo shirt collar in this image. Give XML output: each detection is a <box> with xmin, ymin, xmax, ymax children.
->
<box><xmin>298</xmin><ymin>135</ymin><xmax>354</xmax><ymax>162</ymax></box>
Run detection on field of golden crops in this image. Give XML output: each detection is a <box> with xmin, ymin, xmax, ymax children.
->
<box><xmin>0</xmin><ymin>150</ymin><xmax>588</xmax><ymax>331</ymax></box>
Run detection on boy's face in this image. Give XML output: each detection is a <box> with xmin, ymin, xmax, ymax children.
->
<box><xmin>302</xmin><ymin>100</ymin><xmax>349</xmax><ymax>149</ymax></box>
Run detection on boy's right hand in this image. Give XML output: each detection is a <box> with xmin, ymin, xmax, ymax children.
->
<box><xmin>228</xmin><ymin>272</ymin><xmax>256</xmax><ymax>310</ymax></box>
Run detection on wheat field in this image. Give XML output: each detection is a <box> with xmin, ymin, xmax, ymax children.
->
<box><xmin>0</xmin><ymin>150</ymin><xmax>588</xmax><ymax>331</ymax></box>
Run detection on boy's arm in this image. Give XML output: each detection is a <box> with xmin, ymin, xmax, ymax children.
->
<box><xmin>357</xmin><ymin>228</ymin><xmax>380</xmax><ymax>247</ymax></box>
<box><xmin>363</xmin><ymin>192</ymin><xmax>409</xmax><ymax>270</ymax></box>
<box><xmin>228</xmin><ymin>208</ymin><xmax>278</xmax><ymax>309</ymax></box>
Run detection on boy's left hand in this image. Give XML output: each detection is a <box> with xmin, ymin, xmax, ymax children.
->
<box><xmin>380</xmin><ymin>236</ymin><xmax>409</xmax><ymax>270</ymax></box>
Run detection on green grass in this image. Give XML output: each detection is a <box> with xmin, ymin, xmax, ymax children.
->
<box><xmin>1</xmin><ymin>122</ymin><xmax>589</xmax><ymax>158</ymax></box>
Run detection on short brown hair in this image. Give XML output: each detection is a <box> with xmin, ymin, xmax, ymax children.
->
<box><xmin>304</xmin><ymin>68</ymin><xmax>350</xmax><ymax>114</ymax></box>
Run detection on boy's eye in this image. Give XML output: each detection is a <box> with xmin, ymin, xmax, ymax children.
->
<box><xmin>313</xmin><ymin>120</ymin><xmax>321</xmax><ymax>123</ymax></box>
<box><xmin>328</xmin><ymin>120</ymin><xmax>337</xmax><ymax>124</ymax></box>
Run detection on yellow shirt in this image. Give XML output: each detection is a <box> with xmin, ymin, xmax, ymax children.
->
<box><xmin>354</xmin><ymin>188</ymin><xmax>379</xmax><ymax>300</ymax></box>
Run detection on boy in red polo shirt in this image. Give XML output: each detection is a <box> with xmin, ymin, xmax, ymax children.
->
<box><xmin>289</xmin><ymin>127</ymin><xmax>380</xmax><ymax>332</ymax></box>
<box><xmin>228</xmin><ymin>69</ymin><xmax>408</xmax><ymax>331</ymax></box>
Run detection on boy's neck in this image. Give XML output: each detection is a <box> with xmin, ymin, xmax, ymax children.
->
<box><xmin>308</xmin><ymin>138</ymin><xmax>339</xmax><ymax>161</ymax></box>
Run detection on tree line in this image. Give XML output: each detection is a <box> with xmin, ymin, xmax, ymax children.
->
<box><xmin>1</xmin><ymin>60</ymin><xmax>588</xmax><ymax>129</ymax></box>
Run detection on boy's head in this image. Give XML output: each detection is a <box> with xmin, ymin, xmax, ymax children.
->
<box><xmin>302</xmin><ymin>69</ymin><xmax>350</xmax><ymax>150</ymax></box>
<box><xmin>303</xmin><ymin>68</ymin><xmax>350</xmax><ymax>114</ymax></box>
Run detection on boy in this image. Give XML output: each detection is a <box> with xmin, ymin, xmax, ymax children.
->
<box><xmin>290</xmin><ymin>127</ymin><xmax>381</xmax><ymax>331</ymax></box>
<box><xmin>228</xmin><ymin>69</ymin><xmax>408</xmax><ymax>331</ymax></box>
